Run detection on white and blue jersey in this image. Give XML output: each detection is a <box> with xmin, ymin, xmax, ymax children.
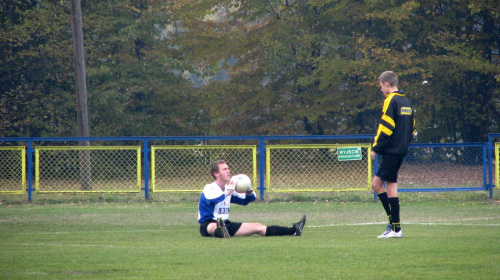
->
<box><xmin>198</xmin><ymin>181</ymin><xmax>256</xmax><ymax>223</ymax></box>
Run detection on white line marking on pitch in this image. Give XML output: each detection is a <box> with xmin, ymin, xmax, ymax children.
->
<box><xmin>13</xmin><ymin>243</ymin><xmax>117</xmax><ymax>248</ymax></box>
<box><xmin>8</xmin><ymin>229</ymin><xmax>165</xmax><ymax>235</ymax></box>
<box><xmin>3</xmin><ymin>217</ymin><xmax>499</xmax><ymax>237</ymax></box>
<box><xmin>310</xmin><ymin>223</ymin><xmax>500</xmax><ymax>228</ymax></box>
<box><xmin>309</xmin><ymin>217</ymin><xmax>500</xmax><ymax>228</ymax></box>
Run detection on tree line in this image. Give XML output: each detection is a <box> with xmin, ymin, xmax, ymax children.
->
<box><xmin>1</xmin><ymin>0</ymin><xmax>499</xmax><ymax>142</ymax></box>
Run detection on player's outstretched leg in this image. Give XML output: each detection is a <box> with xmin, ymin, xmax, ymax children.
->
<box><xmin>264</xmin><ymin>215</ymin><xmax>307</xmax><ymax>237</ymax></box>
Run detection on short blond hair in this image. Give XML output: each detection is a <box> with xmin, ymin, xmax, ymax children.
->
<box><xmin>378</xmin><ymin>71</ymin><xmax>398</xmax><ymax>87</ymax></box>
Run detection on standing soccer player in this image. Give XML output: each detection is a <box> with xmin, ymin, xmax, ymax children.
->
<box><xmin>198</xmin><ymin>160</ymin><xmax>306</xmax><ymax>238</ymax></box>
<box><xmin>371</xmin><ymin>71</ymin><xmax>416</xmax><ymax>238</ymax></box>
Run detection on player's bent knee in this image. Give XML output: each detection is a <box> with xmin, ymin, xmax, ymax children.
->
<box><xmin>207</xmin><ymin>222</ymin><xmax>217</xmax><ymax>236</ymax></box>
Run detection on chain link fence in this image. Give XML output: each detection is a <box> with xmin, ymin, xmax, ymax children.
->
<box><xmin>36</xmin><ymin>146</ymin><xmax>141</xmax><ymax>193</ymax></box>
<box><xmin>0</xmin><ymin>147</ymin><xmax>25</xmax><ymax>193</ymax></box>
<box><xmin>399</xmin><ymin>144</ymin><xmax>486</xmax><ymax>189</ymax></box>
<box><xmin>0</xmin><ymin>136</ymin><xmax>495</xmax><ymax>200</ymax></box>
<box><xmin>266</xmin><ymin>144</ymin><xmax>372</xmax><ymax>192</ymax></box>
<box><xmin>151</xmin><ymin>145</ymin><xmax>257</xmax><ymax>192</ymax></box>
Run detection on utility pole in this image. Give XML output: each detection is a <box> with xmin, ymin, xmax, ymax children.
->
<box><xmin>70</xmin><ymin>0</ymin><xmax>92</xmax><ymax>190</ymax></box>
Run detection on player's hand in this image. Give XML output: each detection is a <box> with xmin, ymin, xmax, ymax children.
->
<box><xmin>370</xmin><ymin>151</ymin><xmax>376</xmax><ymax>160</ymax></box>
<box><xmin>246</xmin><ymin>189</ymin><xmax>254</xmax><ymax>195</ymax></box>
<box><xmin>225</xmin><ymin>188</ymin><xmax>234</xmax><ymax>196</ymax></box>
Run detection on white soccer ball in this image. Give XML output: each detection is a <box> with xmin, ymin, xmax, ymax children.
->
<box><xmin>229</xmin><ymin>174</ymin><xmax>253</xmax><ymax>193</ymax></box>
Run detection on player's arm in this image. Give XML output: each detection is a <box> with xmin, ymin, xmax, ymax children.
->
<box><xmin>372</xmin><ymin>97</ymin><xmax>397</xmax><ymax>153</ymax></box>
<box><xmin>411</xmin><ymin>116</ymin><xmax>417</xmax><ymax>141</ymax></box>
<box><xmin>230</xmin><ymin>190</ymin><xmax>256</xmax><ymax>205</ymax></box>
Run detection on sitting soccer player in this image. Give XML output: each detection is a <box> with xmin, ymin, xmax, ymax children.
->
<box><xmin>198</xmin><ymin>160</ymin><xmax>306</xmax><ymax>238</ymax></box>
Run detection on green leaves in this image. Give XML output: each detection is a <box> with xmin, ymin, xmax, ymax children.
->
<box><xmin>1</xmin><ymin>0</ymin><xmax>498</xmax><ymax>141</ymax></box>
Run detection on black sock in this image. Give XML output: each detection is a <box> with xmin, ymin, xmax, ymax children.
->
<box><xmin>265</xmin><ymin>226</ymin><xmax>295</xmax><ymax>236</ymax></box>
<box><xmin>388</xmin><ymin>197</ymin><xmax>401</xmax><ymax>232</ymax></box>
<box><xmin>377</xmin><ymin>192</ymin><xmax>392</xmax><ymax>224</ymax></box>
<box><xmin>393</xmin><ymin>223</ymin><xmax>401</xmax><ymax>232</ymax></box>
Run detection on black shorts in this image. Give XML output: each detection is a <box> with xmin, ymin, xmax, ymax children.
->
<box><xmin>199</xmin><ymin>219</ymin><xmax>242</xmax><ymax>237</ymax></box>
<box><xmin>376</xmin><ymin>154</ymin><xmax>404</xmax><ymax>183</ymax></box>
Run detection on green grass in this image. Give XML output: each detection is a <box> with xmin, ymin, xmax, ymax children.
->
<box><xmin>0</xmin><ymin>193</ymin><xmax>499</xmax><ymax>279</ymax></box>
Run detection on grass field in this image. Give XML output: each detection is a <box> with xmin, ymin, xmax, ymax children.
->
<box><xmin>1</xmin><ymin>192</ymin><xmax>499</xmax><ymax>279</ymax></box>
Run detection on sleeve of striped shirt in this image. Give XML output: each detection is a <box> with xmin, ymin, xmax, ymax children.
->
<box><xmin>372</xmin><ymin>96</ymin><xmax>396</xmax><ymax>151</ymax></box>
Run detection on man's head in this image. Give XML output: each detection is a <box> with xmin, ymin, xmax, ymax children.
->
<box><xmin>209</xmin><ymin>160</ymin><xmax>230</xmax><ymax>181</ymax></box>
<box><xmin>378</xmin><ymin>71</ymin><xmax>398</xmax><ymax>95</ymax></box>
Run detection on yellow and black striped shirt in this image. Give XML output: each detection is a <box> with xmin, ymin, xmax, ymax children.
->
<box><xmin>372</xmin><ymin>91</ymin><xmax>416</xmax><ymax>157</ymax></box>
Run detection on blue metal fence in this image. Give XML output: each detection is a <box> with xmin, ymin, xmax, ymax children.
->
<box><xmin>0</xmin><ymin>135</ymin><xmax>496</xmax><ymax>201</ymax></box>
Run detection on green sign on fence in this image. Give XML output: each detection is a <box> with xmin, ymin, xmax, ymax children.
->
<box><xmin>337</xmin><ymin>147</ymin><xmax>362</xmax><ymax>161</ymax></box>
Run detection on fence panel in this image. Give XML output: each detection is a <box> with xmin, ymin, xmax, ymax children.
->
<box><xmin>151</xmin><ymin>145</ymin><xmax>257</xmax><ymax>192</ymax></box>
<box><xmin>399</xmin><ymin>144</ymin><xmax>486</xmax><ymax>191</ymax></box>
<box><xmin>35</xmin><ymin>146</ymin><xmax>141</xmax><ymax>193</ymax></box>
<box><xmin>266</xmin><ymin>144</ymin><xmax>372</xmax><ymax>192</ymax></box>
<box><xmin>0</xmin><ymin>147</ymin><xmax>26</xmax><ymax>193</ymax></box>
